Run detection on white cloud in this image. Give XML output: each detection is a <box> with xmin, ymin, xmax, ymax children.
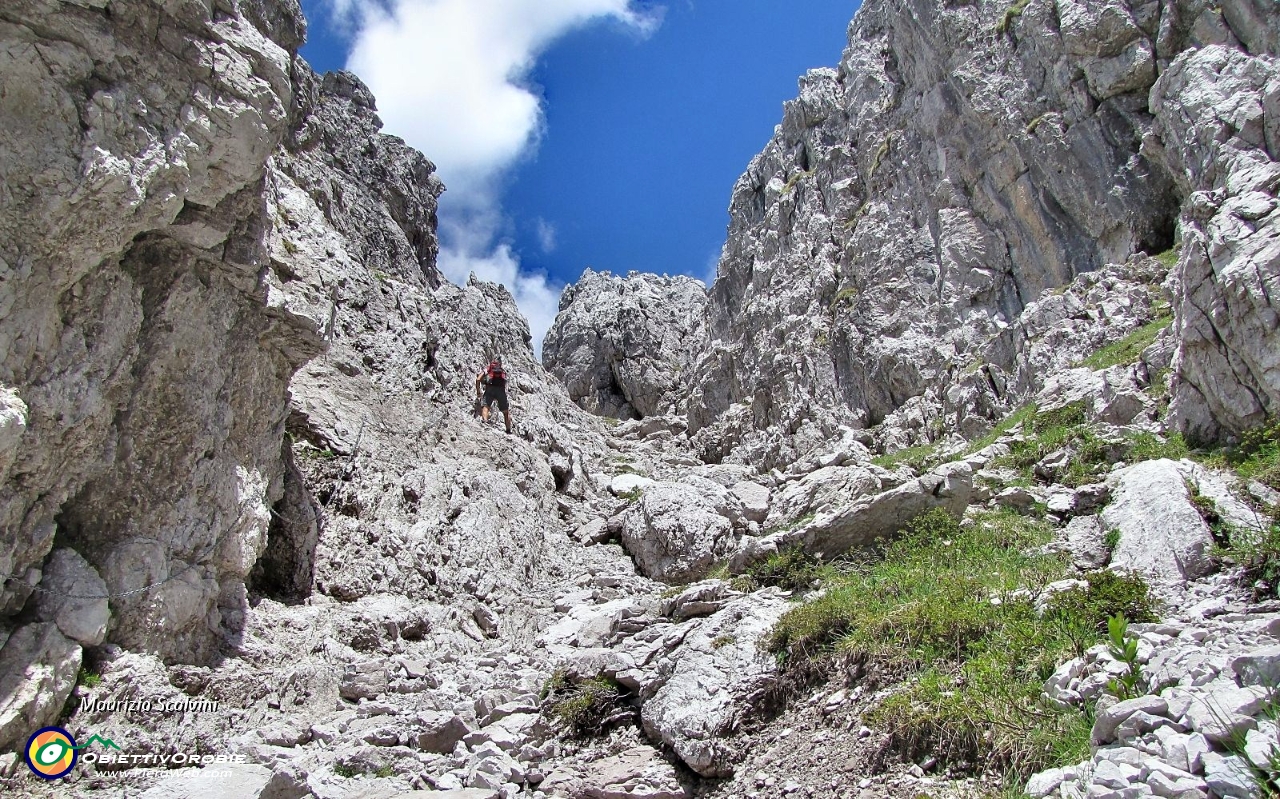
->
<box><xmin>534</xmin><ymin>218</ymin><xmax>557</xmax><ymax>253</ymax></box>
<box><xmin>325</xmin><ymin>0</ymin><xmax>660</xmax><ymax>356</ymax></box>
<box><xmin>702</xmin><ymin>244</ymin><xmax>723</xmax><ymax>286</ymax></box>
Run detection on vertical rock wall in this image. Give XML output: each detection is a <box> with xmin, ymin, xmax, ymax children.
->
<box><xmin>0</xmin><ymin>0</ymin><xmax>324</xmax><ymax>669</ymax></box>
<box><xmin>546</xmin><ymin>0</ymin><xmax>1280</xmax><ymax>464</ymax></box>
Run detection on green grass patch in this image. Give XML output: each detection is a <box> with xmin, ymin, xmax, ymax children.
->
<box><xmin>1127</xmin><ymin>431</ymin><xmax>1189</xmax><ymax>462</ymax></box>
<box><xmin>1077</xmin><ymin>316</ymin><xmax>1172</xmax><ymax>371</ymax></box>
<box><xmin>77</xmin><ymin>667</ymin><xmax>102</xmax><ymax>690</ymax></box>
<box><xmin>829</xmin><ymin>286</ymin><xmax>858</xmax><ymax>312</ymax></box>
<box><xmin>1211</xmin><ymin>421</ymin><xmax>1280</xmax><ymax>595</ymax></box>
<box><xmin>766</xmin><ymin>507</ymin><xmax>1156</xmax><ymax>778</ymax></box>
<box><xmin>334</xmin><ymin>764</ymin><xmax>360</xmax><ymax>778</ymax></box>
<box><xmin>1225</xmin><ymin>419</ymin><xmax>1280</xmax><ymax>492</ymax></box>
<box><xmin>782</xmin><ymin>169</ymin><xmax>813</xmax><ymax>195</ymax></box>
<box><xmin>542</xmin><ymin>672</ymin><xmax>632</xmax><ymax>738</ymax></box>
<box><xmin>872</xmin><ymin>443</ymin><xmax>939</xmax><ymax>471</ymax></box>
<box><xmin>996</xmin><ymin>0</ymin><xmax>1033</xmax><ymax>33</ymax></box>
<box><xmin>712</xmin><ymin>634</ymin><xmax>737</xmax><ymax>650</ymax></box>
<box><xmin>1154</xmin><ymin>247</ymin><xmax>1180</xmax><ymax>270</ymax></box>
<box><xmin>619</xmin><ymin>487</ymin><xmax>644</xmax><ymax>503</ymax></box>
<box><xmin>733</xmin><ymin>546</ymin><xmax>823</xmax><ymax>593</ymax></box>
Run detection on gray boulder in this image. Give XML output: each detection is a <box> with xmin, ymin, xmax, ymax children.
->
<box><xmin>796</xmin><ymin>461</ymin><xmax>972</xmax><ymax>559</ymax></box>
<box><xmin>640</xmin><ymin>590</ymin><xmax>790</xmax><ymax>777</ymax></box>
<box><xmin>620</xmin><ymin>482</ymin><xmax>738</xmax><ymax>582</ymax></box>
<box><xmin>544</xmin><ymin>269</ymin><xmax>708</xmax><ymax>419</ymax></box>
<box><xmin>34</xmin><ymin>548</ymin><xmax>110</xmax><ymax>646</ymax></box>
<box><xmin>0</xmin><ymin>623</ymin><xmax>82</xmax><ymax>751</ymax></box>
<box><xmin>1102</xmin><ymin>460</ymin><xmax>1217</xmax><ymax>590</ymax></box>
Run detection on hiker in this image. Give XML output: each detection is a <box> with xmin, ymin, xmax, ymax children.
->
<box><xmin>476</xmin><ymin>356</ymin><xmax>513</xmax><ymax>434</ymax></box>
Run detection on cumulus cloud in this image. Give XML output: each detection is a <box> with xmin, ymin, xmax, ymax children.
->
<box><xmin>323</xmin><ymin>0</ymin><xmax>660</xmax><ymax>355</ymax></box>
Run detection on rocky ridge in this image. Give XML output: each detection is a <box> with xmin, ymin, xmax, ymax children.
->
<box><xmin>548</xmin><ymin>0</ymin><xmax>1280</xmax><ymax>469</ymax></box>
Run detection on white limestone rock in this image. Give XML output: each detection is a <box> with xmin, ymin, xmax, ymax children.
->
<box><xmin>640</xmin><ymin>590</ymin><xmax>791</xmax><ymax>777</ymax></box>
<box><xmin>620</xmin><ymin>482</ymin><xmax>738</xmax><ymax>582</ymax></box>
<box><xmin>0</xmin><ymin>623</ymin><xmax>82</xmax><ymax>752</ymax></box>
<box><xmin>1102</xmin><ymin>460</ymin><xmax>1217</xmax><ymax>590</ymax></box>
<box><xmin>795</xmin><ymin>461</ymin><xmax>972</xmax><ymax>559</ymax></box>
<box><xmin>33</xmin><ymin>547</ymin><xmax>110</xmax><ymax>646</ymax></box>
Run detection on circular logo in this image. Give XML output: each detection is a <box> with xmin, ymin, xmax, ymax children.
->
<box><xmin>25</xmin><ymin>727</ymin><xmax>77</xmax><ymax>780</ymax></box>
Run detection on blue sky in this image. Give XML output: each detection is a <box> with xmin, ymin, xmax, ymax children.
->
<box><xmin>298</xmin><ymin>1</ymin><xmax>860</xmax><ymax>352</ymax></box>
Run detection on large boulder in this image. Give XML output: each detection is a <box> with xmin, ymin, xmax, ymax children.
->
<box><xmin>1102</xmin><ymin>459</ymin><xmax>1258</xmax><ymax>593</ymax></box>
<box><xmin>640</xmin><ymin>590</ymin><xmax>790</xmax><ymax>777</ymax></box>
<box><xmin>1103</xmin><ymin>459</ymin><xmax>1215</xmax><ymax>587</ymax></box>
<box><xmin>34</xmin><ymin>548</ymin><xmax>110</xmax><ymax>646</ymax></box>
<box><xmin>621</xmin><ymin>482</ymin><xmax>739</xmax><ymax>582</ymax></box>
<box><xmin>796</xmin><ymin>462</ymin><xmax>973</xmax><ymax>559</ymax></box>
<box><xmin>0</xmin><ymin>622</ymin><xmax>82</xmax><ymax>751</ymax></box>
<box><xmin>544</xmin><ymin>269</ymin><xmax>709</xmax><ymax>419</ymax></box>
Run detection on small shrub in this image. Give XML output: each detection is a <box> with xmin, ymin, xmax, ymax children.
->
<box><xmin>78</xmin><ymin>667</ymin><xmax>102</xmax><ymax>690</ymax></box>
<box><xmin>996</xmin><ymin>0</ymin><xmax>1033</xmax><ymax>33</ymax></box>
<box><xmin>619</xmin><ymin>487</ymin><xmax>644</xmax><ymax>503</ymax></box>
<box><xmin>1104</xmin><ymin>528</ymin><xmax>1121</xmax><ymax>552</ymax></box>
<box><xmin>1222</xmin><ymin>521</ymin><xmax>1280</xmax><ymax>599</ymax></box>
<box><xmin>334</xmin><ymin>764</ymin><xmax>360</xmax><ymax>778</ymax></box>
<box><xmin>1228</xmin><ymin>419</ymin><xmax>1280</xmax><ymax>491</ymax></box>
<box><xmin>829</xmin><ymin>287</ymin><xmax>858</xmax><ymax>311</ymax></box>
<box><xmin>543</xmin><ymin>674</ymin><xmax>631</xmax><ymax>738</ymax></box>
<box><xmin>1187</xmin><ymin>482</ymin><xmax>1227</xmax><ymax>542</ymax></box>
<box><xmin>782</xmin><ymin>168</ymin><xmax>813</xmax><ymax>195</ymax></box>
<box><xmin>1077</xmin><ymin>316</ymin><xmax>1173</xmax><ymax>371</ymax></box>
<box><xmin>736</xmin><ymin>546</ymin><xmax>822</xmax><ymax>593</ymax></box>
<box><xmin>712</xmin><ymin>634</ymin><xmax>737</xmax><ymax>650</ymax></box>
<box><xmin>374</xmin><ymin>765</ymin><xmax>395</xmax><ymax>779</ymax></box>
<box><xmin>1104</xmin><ymin>614</ymin><xmax>1145</xmax><ymax>700</ymax></box>
<box><xmin>1044</xmin><ymin>571</ymin><xmax>1157</xmax><ymax>655</ymax></box>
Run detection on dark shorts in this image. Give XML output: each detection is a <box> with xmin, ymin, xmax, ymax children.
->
<box><xmin>482</xmin><ymin>384</ymin><xmax>509</xmax><ymax>412</ymax></box>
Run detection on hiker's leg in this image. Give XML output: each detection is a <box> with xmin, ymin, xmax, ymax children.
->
<box><xmin>481</xmin><ymin>406</ymin><xmax>490</xmax><ymax>423</ymax></box>
<box><xmin>504</xmin><ymin>409</ymin><xmax>513</xmax><ymax>432</ymax></box>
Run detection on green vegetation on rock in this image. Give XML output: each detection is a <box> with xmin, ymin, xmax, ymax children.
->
<box><xmin>542</xmin><ymin>671</ymin><xmax>632</xmax><ymax>738</ymax></box>
<box><xmin>765</xmin><ymin>508</ymin><xmax>1156</xmax><ymax>777</ymax></box>
<box><xmin>1077</xmin><ymin>316</ymin><xmax>1172</xmax><ymax>371</ymax></box>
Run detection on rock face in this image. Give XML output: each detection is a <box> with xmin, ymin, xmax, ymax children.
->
<box><xmin>1151</xmin><ymin>42</ymin><xmax>1280</xmax><ymax>441</ymax></box>
<box><xmin>0</xmin><ymin>0</ymin><xmax>322</xmax><ymax>664</ymax></box>
<box><xmin>546</xmin><ymin>0</ymin><xmax>1280</xmax><ymax>461</ymax></box>
<box><xmin>543</xmin><ymin>269</ymin><xmax>708</xmax><ymax>420</ymax></box>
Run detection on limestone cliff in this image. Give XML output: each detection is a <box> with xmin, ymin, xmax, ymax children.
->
<box><xmin>0</xmin><ymin>0</ymin><xmax>322</xmax><ymax>677</ymax></box>
<box><xmin>548</xmin><ymin>0</ymin><xmax>1280</xmax><ymax>466</ymax></box>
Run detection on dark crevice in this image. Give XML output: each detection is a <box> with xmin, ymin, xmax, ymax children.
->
<box><xmin>249</xmin><ymin>443</ymin><xmax>319</xmax><ymax>604</ymax></box>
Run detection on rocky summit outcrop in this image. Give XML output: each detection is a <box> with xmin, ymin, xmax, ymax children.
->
<box><xmin>547</xmin><ymin>0</ymin><xmax>1280</xmax><ymax>465</ymax></box>
<box><xmin>543</xmin><ymin>269</ymin><xmax>708</xmax><ymax>420</ymax></box>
